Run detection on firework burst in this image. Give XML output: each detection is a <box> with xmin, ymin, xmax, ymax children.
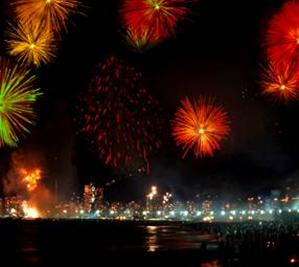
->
<box><xmin>121</xmin><ymin>0</ymin><xmax>192</xmax><ymax>48</ymax></box>
<box><xmin>172</xmin><ymin>97</ymin><xmax>230</xmax><ymax>158</ymax></box>
<box><xmin>260</xmin><ymin>61</ymin><xmax>299</xmax><ymax>101</ymax></box>
<box><xmin>78</xmin><ymin>56</ymin><xmax>162</xmax><ymax>174</ymax></box>
<box><xmin>6</xmin><ymin>22</ymin><xmax>55</xmax><ymax>67</ymax></box>
<box><xmin>0</xmin><ymin>58</ymin><xmax>42</xmax><ymax>147</ymax></box>
<box><xmin>125</xmin><ymin>27</ymin><xmax>152</xmax><ymax>52</ymax></box>
<box><xmin>266</xmin><ymin>1</ymin><xmax>299</xmax><ymax>65</ymax></box>
<box><xmin>12</xmin><ymin>0</ymin><xmax>80</xmax><ymax>34</ymax></box>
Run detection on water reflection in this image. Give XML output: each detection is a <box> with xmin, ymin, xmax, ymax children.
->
<box><xmin>143</xmin><ymin>225</ymin><xmax>209</xmax><ymax>252</ymax></box>
<box><xmin>201</xmin><ymin>260</ymin><xmax>223</xmax><ymax>267</ymax></box>
<box><xmin>145</xmin><ymin>226</ymin><xmax>159</xmax><ymax>252</ymax></box>
<box><xmin>18</xmin><ymin>223</ymin><xmax>41</xmax><ymax>265</ymax></box>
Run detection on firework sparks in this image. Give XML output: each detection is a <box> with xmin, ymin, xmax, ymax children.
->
<box><xmin>78</xmin><ymin>56</ymin><xmax>162</xmax><ymax>174</ymax></box>
<box><xmin>121</xmin><ymin>0</ymin><xmax>192</xmax><ymax>47</ymax></box>
<box><xmin>12</xmin><ymin>0</ymin><xmax>80</xmax><ymax>34</ymax></box>
<box><xmin>266</xmin><ymin>1</ymin><xmax>299</xmax><ymax>65</ymax></box>
<box><xmin>172</xmin><ymin>97</ymin><xmax>230</xmax><ymax>158</ymax></box>
<box><xmin>125</xmin><ymin>27</ymin><xmax>152</xmax><ymax>51</ymax></box>
<box><xmin>0</xmin><ymin>58</ymin><xmax>42</xmax><ymax>147</ymax></box>
<box><xmin>6</xmin><ymin>22</ymin><xmax>55</xmax><ymax>67</ymax></box>
<box><xmin>260</xmin><ymin>61</ymin><xmax>299</xmax><ymax>101</ymax></box>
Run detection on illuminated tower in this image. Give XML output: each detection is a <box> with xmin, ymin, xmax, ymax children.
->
<box><xmin>84</xmin><ymin>183</ymin><xmax>104</xmax><ymax>213</ymax></box>
<box><xmin>0</xmin><ymin>199</ymin><xmax>3</xmax><ymax>217</ymax></box>
<box><xmin>93</xmin><ymin>187</ymin><xmax>104</xmax><ymax>210</ymax></box>
<box><xmin>162</xmin><ymin>192</ymin><xmax>173</xmax><ymax>215</ymax></box>
<box><xmin>202</xmin><ymin>200</ymin><xmax>212</xmax><ymax>215</ymax></box>
<box><xmin>146</xmin><ymin>186</ymin><xmax>160</xmax><ymax>217</ymax></box>
<box><xmin>84</xmin><ymin>185</ymin><xmax>91</xmax><ymax>212</ymax></box>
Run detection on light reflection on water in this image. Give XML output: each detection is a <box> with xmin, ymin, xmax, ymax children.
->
<box><xmin>144</xmin><ymin>224</ymin><xmax>214</xmax><ymax>252</ymax></box>
<box><xmin>201</xmin><ymin>260</ymin><xmax>223</xmax><ymax>267</ymax></box>
<box><xmin>146</xmin><ymin>226</ymin><xmax>159</xmax><ymax>252</ymax></box>
<box><xmin>18</xmin><ymin>224</ymin><xmax>41</xmax><ymax>265</ymax></box>
<box><xmin>2</xmin><ymin>220</ymin><xmax>298</xmax><ymax>267</ymax></box>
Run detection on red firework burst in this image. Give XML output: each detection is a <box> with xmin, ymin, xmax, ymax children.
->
<box><xmin>78</xmin><ymin>56</ymin><xmax>162</xmax><ymax>174</ymax></box>
<box><xmin>266</xmin><ymin>1</ymin><xmax>299</xmax><ymax>65</ymax></box>
<box><xmin>120</xmin><ymin>0</ymin><xmax>191</xmax><ymax>47</ymax></box>
<box><xmin>260</xmin><ymin>61</ymin><xmax>299</xmax><ymax>101</ymax></box>
<box><xmin>172</xmin><ymin>97</ymin><xmax>230</xmax><ymax>158</ymax></box>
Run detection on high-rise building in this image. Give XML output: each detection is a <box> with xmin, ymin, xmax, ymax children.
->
<box><xmin>146</xmin><ymin>186</ymin><xmax>158</xmax><ymax>211</ymax></box>
<box><xmin>84</xmin><ymin>183</ymin><xmax>104</xmax><ymax>213</ymax></box>
<box><xmin>202</xmin><ymin>200</ymin><xmax>212</xmax><ymax>215</ymax></box>
<box><xmin>0</xmin><ymin>199</ymin><xmax>3</xmax><ymax>217</ymax></box>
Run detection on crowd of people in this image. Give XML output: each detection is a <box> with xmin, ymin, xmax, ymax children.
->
<box><xmin>193</xmin><ymin>221</ymin><xmax>299</xmax><ymax>266</ymax></box>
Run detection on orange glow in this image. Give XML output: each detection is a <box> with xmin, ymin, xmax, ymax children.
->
<box><xmin>260</xmin><ymin>62</ymin><xmax>299</xmax><ymax>101</ymax></box>
<box><xmin>22</xmin><ymin>201</ymin><xmax>40</xmax><ymax>219</ymax></box>
<box><xmin>172</xmin><ymin>97</ymin><xmax>231</xmax><ymax>158</ymax></box>
<box><xmin>281</xmin><ymin>195</ymin><xmax>289</xmax><ymax>203</ymax></box>
<box><xmin>21</xmin><ymin>168</ymin><xmax>42</xmax><ymax>192</ymax></box>
<box><xmin>147</xmin><ymin>186</ymin><xmax>158</xmax><ymax>200</ymax></box>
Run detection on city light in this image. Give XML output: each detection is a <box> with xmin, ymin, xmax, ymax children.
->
<box><xmin>1</xmin><ymin>184</ymin><xmax>299</xmax><ymax>222</ymax></box>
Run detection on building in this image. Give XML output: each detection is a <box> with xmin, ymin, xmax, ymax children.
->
<box><xmin>84</xmin><ymin>183</ymin><xmax>104</xmax><ymax>213</ymax></box>
<box><xmin>0</xmin><ymin>199</ymin><xmax>3</xmax><ymax>217</ymax></box>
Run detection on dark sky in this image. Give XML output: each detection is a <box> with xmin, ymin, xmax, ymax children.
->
<box><xmin>1</xmin><ymin>0</ymin><xmax>299</xmax><ymax>201</ymax></box>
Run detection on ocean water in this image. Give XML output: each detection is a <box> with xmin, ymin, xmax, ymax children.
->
<box><xmin>0</xmin><ymin>219</ymin><xmax>297</xmax><ymax>267</ymax></box>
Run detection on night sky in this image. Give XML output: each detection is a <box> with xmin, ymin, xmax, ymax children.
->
<box><xmin>1</xmin><ymin>0</ymin><xmax>298</xmax><ymax>201</ymax></box>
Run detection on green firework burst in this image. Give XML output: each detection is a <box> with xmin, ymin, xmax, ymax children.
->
<box><xmin>0</xmin><ymin>58</ymin><xmax>42</xmax><ymax>147</ymax></box>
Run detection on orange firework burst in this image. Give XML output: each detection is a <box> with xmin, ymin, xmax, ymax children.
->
<box><xmin>20</xmin><ymin>168</ymin><xmax>42</xmax><ymax>192</ymax></box>
<box><xmin>172</xmin><ymin>97</ymin><xmax>230</xmax><ymax>158</ymax></box>
<box><xmin>260</xmin><ymin>61</ymin><xmax>299</xmax><ymax>101</ymax></box>
<box><xmin>6</xmin><ymin>22</ymin><xmax>55</xmax><ymax>66</ymax></box>
<box><xmin>12</xmin><ymin>0</ymin><xmax>80</xmax><ymax>34</ymax></box>
<box><xmin>266</xmin><ymin>1</ymin><xmax>299</xmax><ymax>65</ymax></box>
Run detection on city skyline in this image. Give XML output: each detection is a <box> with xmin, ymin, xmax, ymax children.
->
<box><xmin>1</xmin><ymin>0</ymin><xmax>299</xmax><ymax>200</ymax></box>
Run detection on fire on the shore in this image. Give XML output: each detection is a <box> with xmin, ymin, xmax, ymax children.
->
<box><xmin>22</xmin><ymin>201</ymin><xmax>40</xmax><ymax>219</ymax></box>
<box><xmin>21</xmin><ymin>168</ymin><xmax>42</xmax><ymax>192</ymax></box>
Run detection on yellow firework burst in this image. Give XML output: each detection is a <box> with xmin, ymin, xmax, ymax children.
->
<box><xmin>6</xmin><ymin>22</ymin><xmax>55</xmax><ymax>67</ymax></box>
<box><xmin>12</xmin><ymin>0</ymin><xmax>80</xmax><ymax>33</ymax></box>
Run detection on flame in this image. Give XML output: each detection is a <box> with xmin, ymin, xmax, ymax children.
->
<box><xmin>22</xmin><ymin>201</ymin><xmax>40</xmax><ymax>219</ymax></box>
<box><xmin>19</xmin><ymin>168</ymin><xmax>43</xmax><ymax>219</ymax></box>
<box><xmin>21</xmin><ymin>168</ymin><xmax>42</xmax><ymax>192</ymax></box>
